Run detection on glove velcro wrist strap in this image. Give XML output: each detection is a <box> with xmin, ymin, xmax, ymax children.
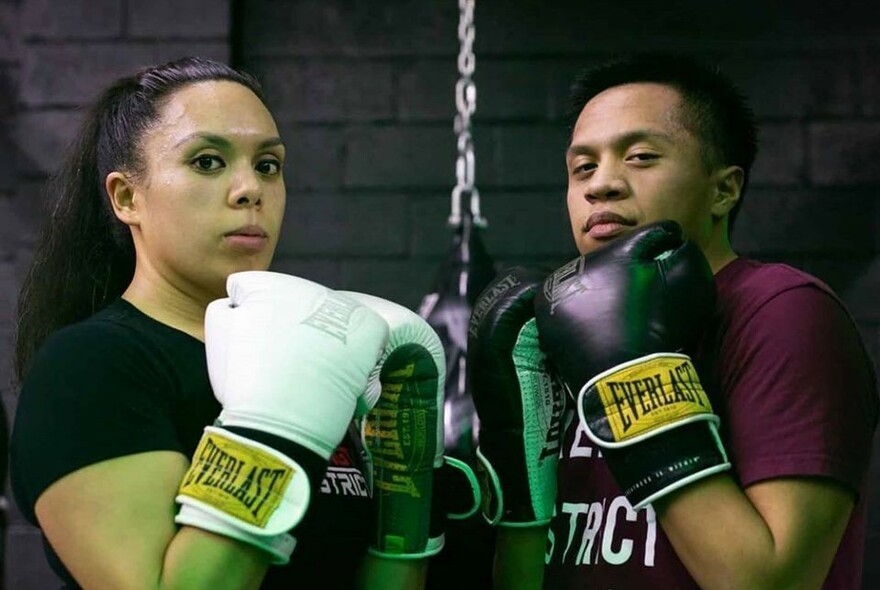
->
<box><xmin>576</xmin><ymin>353</ymin><xmax>731</xmax><ymax>510</ymax></box>
<box><xmin>476</xmin><ymin>442</ymin><xmax>552</xmax><ymax>528</ymax></box>
<box><xmin>439</xmin><ymin>456</ymin><xmax>481</xmax><ymax>521</ymax></box>
<box><xmin>603</xmin><ymin>421</ymin><xmax>731</xmax><ymax>510</ymax></box>
<box><xmin>475</xmin><ymin>446</ymin><xmax>504</xmax><ymax>525</ymax></box>
<box><xmin>420</xmin><ymin>456</ymin><xmax>481</xmax><ymax>559</ymax></box>
<box><xmin>176</xmin><ymin>426</ymin><xmax>319</xmax><ymax>539</ymax></box>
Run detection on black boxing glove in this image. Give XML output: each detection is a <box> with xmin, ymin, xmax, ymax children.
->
<box><xmin>468</xmin><ymin>267</ymin><xmax>566</xmax><ymax>526</ymax></box>
<box><xmin>534</xmin><ymin>221</ymin><xmax>730</xmax><ymax>510</ymax></box>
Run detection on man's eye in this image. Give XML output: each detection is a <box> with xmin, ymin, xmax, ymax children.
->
<box><xmin>192</xmin><ymin>155</ymin><xmax>224</xmax><ymax>171</ymax></box>
<box><xmin>629</xmin><ymin>153</ymin><xmax>659</xmax><ymax>162</ymax></box>
<box><xmin>256</xmin><ymin>159</ymin><xmax>281</xmax><ymax>175</ymax></box>
<box><xmin>573</xmin><ymin>162</ymin><xmax>596</xmax><ymax>174</ymax></box>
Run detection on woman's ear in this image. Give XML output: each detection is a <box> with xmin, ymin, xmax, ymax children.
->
<box><xmin>105</xmin><ymin>171</ymin><xmax>140</xmax><ymax>226</ymax></box>
<box><xmin>711</xmin><ymin>165</ymin><xmax>744</xmax><ymax>219</ymax></box>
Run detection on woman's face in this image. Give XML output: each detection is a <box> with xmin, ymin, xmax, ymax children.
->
<box><xmin>123</xmin><ymin>80</ymin><xmax>286</xmax><ymax>300</ymax></box>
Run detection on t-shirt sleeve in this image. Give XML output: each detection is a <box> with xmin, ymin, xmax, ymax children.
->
<box><xmin>11</xmin><ymin>322</ymin><xmax>185</xmax><ymax>524</ymax></box>
<box><xmin>722</xmin><ymin>284</ymin><xmax>878</xmax><ymax>497</ymax></box>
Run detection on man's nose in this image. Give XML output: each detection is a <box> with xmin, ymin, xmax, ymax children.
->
<box><xmin>584</xmin><ymin>162</ymin><xmax>628</xmax><ymax>202</ymax></box>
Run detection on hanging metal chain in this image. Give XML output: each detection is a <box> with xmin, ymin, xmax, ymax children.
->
<box><xmin>450</xmin><ymin>0</ymin><xmax>486</xmax><ymax>228</ymax></box>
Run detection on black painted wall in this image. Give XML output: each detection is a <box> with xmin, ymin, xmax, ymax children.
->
<box><xmin>2</xmin><ymin>1</ymin><xmax>878</xmax><ymax>588</ymax></box>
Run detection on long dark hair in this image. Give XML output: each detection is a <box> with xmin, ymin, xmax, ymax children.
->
<box><xmin>13</xmin><ymin>56</ymin><xmax>264</xmax><ymax>384</ymax></box>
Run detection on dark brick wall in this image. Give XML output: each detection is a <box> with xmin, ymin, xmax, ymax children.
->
<box><xmin>1</xmin><ymin>0</ymin><xmax>879</xmax><ymax>588</ymax></box>
<box><xmin>239</xmin><ymin>0</ymin><xmax>880</xmax><ymax>320</ymax></box>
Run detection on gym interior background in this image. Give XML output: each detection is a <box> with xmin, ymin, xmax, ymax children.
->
<box><xmin>1</xmin><ymin>0</ymin><xmax>878</xmax><ymax>588</ymax></box>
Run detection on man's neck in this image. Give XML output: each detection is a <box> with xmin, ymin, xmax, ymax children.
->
<box><xmin>706</xmin><ymin>250</ymin><xmax>739</xmax><ymax>275</ymax></box>
<box><xmin>703</xmin><ymin>222</ymin><xmax>738</xmax><ymax>275</ymax></box>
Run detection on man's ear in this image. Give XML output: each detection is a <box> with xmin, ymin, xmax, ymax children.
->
<box><xmin>711</xmin><ymin>165</ymin><xmax>744</xmax><ymax>218</ymax></box>
<box><xmin>105</xmin><ymin>171</ymin><xmax>140</xmax><ymax>226</ymax></box>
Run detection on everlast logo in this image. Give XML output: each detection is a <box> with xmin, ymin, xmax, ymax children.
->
<box><xmin>302</xmin><ymin>292</ymin><xmax>360</xmax><ymax>343</ymax></box>
<box><xmin>540</xmin><ymin>373</ymin><xmax>565</xmax><ymax>460</ymax></box>
<box><xmin>468</xmin><ymin>274</ymin><xmax>521</xmax><ymax>339</ymax></box>
<box><xmin>364</xmin><ymin>363</ymin><xmax>433</xmax><ymax>498</ymax></box>
<box><xmin>603</xmin><ymin>359</ymin><xmax>708</xmax><ymax>436</ymax></box>
<box><xmin>542</xmin><ymin>257</ymin><xmax>587</xmax><ymax>314</ymax></box>
<box><xmin>181</xmin><ymin>435</ymin><xmax>292</xmax><ymax>525</ymax></box>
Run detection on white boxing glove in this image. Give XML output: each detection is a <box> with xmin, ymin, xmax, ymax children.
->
<box><xmin>175</xmin><ymin>272</ymin><xmax>389</xmax><ymax>564</ymax></box>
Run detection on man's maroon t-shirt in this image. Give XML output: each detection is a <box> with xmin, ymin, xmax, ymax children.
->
<box><xmin>543</xmin><ymin>258</ymin><xmax>878</xmax><ymax>590</ymax></box>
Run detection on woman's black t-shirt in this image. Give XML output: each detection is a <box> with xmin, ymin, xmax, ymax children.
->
<box><xmin>11</xmin><ymin>298</ymin><xmax>372</xmax><ymax>589</ymax></box>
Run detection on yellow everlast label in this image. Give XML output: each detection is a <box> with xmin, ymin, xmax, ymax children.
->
<box><xmin>178</xmin><ymin>431</ymin><xmax>293</xmax><ymax>528</ymax></box>
<box><xmin>595</xmin><ymin>355</ymin><xmax>713</xmax><ymax>442</ymax></box>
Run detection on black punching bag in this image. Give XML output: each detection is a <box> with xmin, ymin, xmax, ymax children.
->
<box><xmin>419</xmin><ymin>212</ymin><xmax>495</xmax><ymax>461</ymax></box>
<box><xmin>420</xmin><ymin>211</ymin><xmax>496</xmax><ymax>590</ymax></box>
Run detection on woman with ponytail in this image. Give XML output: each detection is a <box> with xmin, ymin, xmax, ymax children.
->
<box><xmin>10</xmin><ymin>56</ymin><xmax>426</xmax><ymax>590</ymax></box>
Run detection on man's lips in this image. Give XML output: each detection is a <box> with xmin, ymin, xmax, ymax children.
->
<box><xmin>584</xmin><ymin>212</ymin><xmax>635</xmax><ymax>240</ymax></box>
<box><xmin>584</xmin><ymin>211</ymin><xmax>633</xmax><ymax>231</ymax></box>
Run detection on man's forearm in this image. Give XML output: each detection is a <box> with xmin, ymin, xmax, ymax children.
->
<box><xmin>654</xmin><ymin>474</ymin><xmax>851</xmax><ymax>590</ymax></box>
<box><xmin>493</xmin><ymin>526</ymin><xmax>547</xmax><ymax>590</ymax></box>
<box><xmin>357</xmin><ymin>553</ymin><xmax>427</xmax><ymax>590</ymax></box>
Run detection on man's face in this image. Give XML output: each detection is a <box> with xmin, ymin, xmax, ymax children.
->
<box><xmin>566</xmin><ymin>82</ymin><xmax>718</xmax><ymax>256</ymax></box>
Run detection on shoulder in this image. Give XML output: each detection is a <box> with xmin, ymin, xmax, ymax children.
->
<box><xmin>712</xmin><ymin>262</ymin><xmax>878</xmax><ymax>493</ymax></box>
<box><xmin>16</xmin><ymin>300</ymin><xmax>198</xmax><ymax>432</ymax></box>
<box><xmin>713</xmin><ymin>259</ymin><xmax>857</xmax><ymax>344</ymax></box>
<box><xmin>11</xmin><ymin>302</ymin><xmax>207</xmax><ymax>522</ymax></box>
<box><xmin>27</xmin><ymin>299</ymin><xmax>195</xmax><ymax>385</ymax></box>
<box><xmin>713</xmin><ymin>259</ymin><xmax>877</xmax><ymax>425</ymax></box>
<box><xmin>42</xmin><ymin>298</ymin><xmax>172</xmax><ymax>348</ymax></box>
<box><xmin>35</xmin><ymin>303</ymin><xmax>144</xmax><ymax>362</ymax></box>
<box><xmin>716</xmin><ymin>258</ymin><xmax>837</xmax><ymax>315</ymax></box>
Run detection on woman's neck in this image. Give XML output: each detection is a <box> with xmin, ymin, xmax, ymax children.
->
<box><xmin>122</xmin><ymin>272</ymin><xmax>211</xmax><ymax>342</ymax></box>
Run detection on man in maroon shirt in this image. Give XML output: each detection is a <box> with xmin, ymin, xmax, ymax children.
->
<box><xmin>483</xmin><ymin>53</ymin><xmax>879</xmax><ymax>590</ymax></box>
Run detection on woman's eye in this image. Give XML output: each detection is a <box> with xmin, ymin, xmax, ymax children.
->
<box><xmin>192</xmin><ymin>155</ymin><xmax>224</xmax><ymax>171</ymax></box>
<box><xmin>256</xmin><ymin>159</ymin><xmax>281</xmax><ymax>175</ymax></box>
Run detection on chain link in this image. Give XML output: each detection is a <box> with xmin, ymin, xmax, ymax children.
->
<box><xmin>450</xmin><ymin>0</ymin><xmax>486</xmax><ymax>228</ymax></box>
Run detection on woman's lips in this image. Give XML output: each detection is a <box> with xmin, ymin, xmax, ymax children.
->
<box><xmin>224</xmin><ymin>226</ymin><xmax>269</xmax><ymax>252</ymax></box>
<box><xmin>224</xmin><ymin>234</ymin><xmax>269</xmax><ymax>251</ymax></box>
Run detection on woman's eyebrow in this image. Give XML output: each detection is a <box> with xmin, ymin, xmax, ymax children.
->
<box><xmin>173</xmin><ymin>132</ymin><xmax>284</xmax><ymax>150</ymax></box>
